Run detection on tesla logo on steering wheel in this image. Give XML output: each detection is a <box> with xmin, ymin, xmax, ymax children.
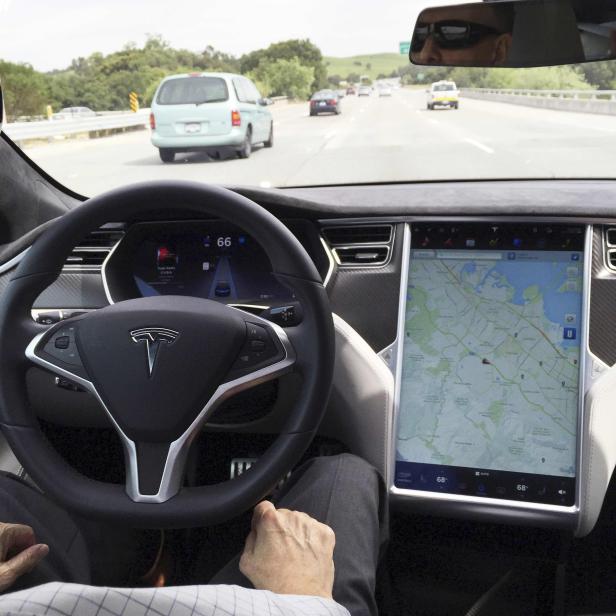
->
<box><xmin>129</xmin><ymin>327</ymin><xmax>179</xmax><ymax>377</ymax></box>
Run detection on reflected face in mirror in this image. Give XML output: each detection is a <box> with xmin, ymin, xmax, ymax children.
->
<box><xmin>412</xmin><ymin>4</ymin><xmax>514</xmax><ymax>66</ymax></box>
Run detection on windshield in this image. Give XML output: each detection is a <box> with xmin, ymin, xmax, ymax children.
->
<box><xmin>2</xmin><ymin>1</ymin><xmax>616</xmax><ymax>196</ymax></box>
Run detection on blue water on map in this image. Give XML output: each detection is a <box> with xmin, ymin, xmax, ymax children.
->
<box><xmin>467</xmin><ymin>251</ymin><xmax>583</xmax><ymax>350</ymax></box>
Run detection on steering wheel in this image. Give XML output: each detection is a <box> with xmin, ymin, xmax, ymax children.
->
<box><xmin>0</xmin><ymin>181</ymin><xmax>335</xmax><ymax>527</ymax></box>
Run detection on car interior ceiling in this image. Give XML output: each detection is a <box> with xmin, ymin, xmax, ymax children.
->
<box><xmin>4</xmin><ymin>3</ymin><xmax>616</xmax><ymax>615</ymax></box>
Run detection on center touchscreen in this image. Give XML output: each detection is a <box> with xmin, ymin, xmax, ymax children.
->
<box><xmin>394</xmin><ymin>223</ymin><xmax>585</xmax><ymax>506</ymax></box>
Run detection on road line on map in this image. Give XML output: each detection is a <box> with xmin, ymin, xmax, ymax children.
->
<box><xmin>464</xmin><ymin>138</ymin><xmax>494</xmax><ymax>154</ymax></box>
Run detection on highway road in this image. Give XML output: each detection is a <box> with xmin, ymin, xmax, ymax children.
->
<box><xmin>22</xmin><ymin>88</ymin><xmax>616</xmax><ymax>196</ymax></box>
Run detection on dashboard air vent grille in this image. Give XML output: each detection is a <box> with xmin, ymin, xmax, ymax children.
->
<box><xmin>322</xmin><ymin>223</ymin><xmax>394</xmax><ymax>267</ymax></box>
<box><xmin>606</xmin><ymin>227</ymin><xmax>616</xmax><ymax>248</ymax></box>
<box><xmin>335</xmin><ymin>246</ymin><xmax>390</xmax><ymax>265</ymax></box>
<box><xmin>65</xmin><ymin>228</ymin><xmax>125</xmax><ymax>270</ymax></box>
<box><xmin>322</xmin><ymin>225</ymin><xmax>392</xmax><ymax>245</ymax></box>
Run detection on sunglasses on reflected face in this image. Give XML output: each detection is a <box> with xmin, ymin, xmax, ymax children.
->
<box><xmin>411</xmin><ymin>20</ymin><xmax>503</xmax><ymax>52</ymax></box>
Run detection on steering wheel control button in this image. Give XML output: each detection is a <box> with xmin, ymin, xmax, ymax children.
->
<box><xmin>41</xmin><ymin>326</ymin><xmax>84</xmax><ymax>368</ymax></box>
<box><xmin>54</xmin><ymin>336</ymin><xmax>70</xmax><ymax>349</ymax></box>
<box><xmin>250</xmin><ymin>340</ymin><xmax>266</xmax><ymax>351</ymax></box>
<box><xmin>229</xmin><ymin>321</ymin><xmax>285</xmax><ymax>377</ymax></box>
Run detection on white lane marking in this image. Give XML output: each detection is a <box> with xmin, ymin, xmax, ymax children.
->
<box><xmin>428</xmin><ymin>119</ymin><xmax>440</xmax><ymax>125</ymax></box>
<box><xmin>464</xmin><ymin>138</ymin><xmax>494</xmax><ymax>154</ymax></box>
<box><xmin>259</xmin><ymin>180</ymin><xmax>272</xmax><ymax>188</ymax></box>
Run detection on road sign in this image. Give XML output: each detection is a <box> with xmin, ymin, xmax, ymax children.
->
<box><xmin>129</xmin><ymin>91</ymin><xmax>139</xmax><ymax>113</ymax></box>
<box><xmin>399</xmin><ymin>41</ymin><xmax>411</xmax><ymax>55</ymax></box>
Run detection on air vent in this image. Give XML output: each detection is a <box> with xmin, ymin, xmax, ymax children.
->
<box><xmin>64</xmin><ymin>227</ymin><xmax>125</xmax><ymax>270</ymax></box>
<box><xmin>335</xmin><ymin>246</ymin><xmax>390</xmax><ymax>265</ymax></box>
<box><xmin>608</xmin><ymin>250</ymin><xmax>616</xmax><ymax>270</ymax></box>
<box><xmin>323</xmin><ymin>225</ymin><xmax>392</xmax><ymax>245</ymax></box>
<box><xmin>322</xmin><ymin>223</ymin><xmax>394</xmax><ymax>267</ymax></box>
<box><xmin>607</xmin><ymin>227</ymin><xmax>616</xmax><ymax>248</ymax></box>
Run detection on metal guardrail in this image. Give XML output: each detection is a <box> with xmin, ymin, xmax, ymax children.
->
<box><xmin>460</xmin><ymin>88</ymin><xmax>616</xmax><ymax>115</ymax></box>
<box><xmin>462</xmin><ymin>88</ymin><xmax>616</xmax><ymax>100</ymax></box>
<box><xmin>4</xmin><ymin>109</ymin><xmax>150</xmax><ymax>142</ymax></box>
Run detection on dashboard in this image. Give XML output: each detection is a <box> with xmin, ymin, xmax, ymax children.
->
<box><xmin>7</xmin><ymin>179</ymin><xmax>616</xmax><ymax>535</ymax></box>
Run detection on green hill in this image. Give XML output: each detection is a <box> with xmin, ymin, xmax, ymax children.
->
<box><xmin>324</xmin><ymin>53</ymin><xmax>408</xmax><ymax>81</ymax></box>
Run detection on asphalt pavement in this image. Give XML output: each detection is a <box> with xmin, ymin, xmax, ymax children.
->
<box><xmin>22</xmin><ymin>88</ymin><xmax>616</xmax><ymax>196</ymax></box>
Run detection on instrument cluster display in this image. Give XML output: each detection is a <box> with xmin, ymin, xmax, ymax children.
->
<box><xmin>106</xmin><ymin>221</ymin><xmax>295</xmax><ymax>304</ymax></box>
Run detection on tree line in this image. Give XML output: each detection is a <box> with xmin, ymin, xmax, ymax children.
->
<box><xmin>0</xmin><ymin>36</ymin><xmax>329</xmax><ymax>120</ymax></box>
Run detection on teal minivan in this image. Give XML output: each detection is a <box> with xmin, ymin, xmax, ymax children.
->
<box><xmin>150</xmin><ymin>72</ymin><xmax>274</xmax><ymax>163</ymax></box>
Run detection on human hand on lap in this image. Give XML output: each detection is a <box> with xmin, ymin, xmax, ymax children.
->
<box><xmin>239</xmin><ymin>501</ymin><xmax>335</xmax><ymax>599</ymax></box>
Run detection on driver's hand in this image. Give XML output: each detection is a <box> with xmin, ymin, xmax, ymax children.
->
<box><xmin>239</xmin><ymin>501</ymin><xmax>335</xmax><ymax>599</ymax></box>
<box><xmin>0</xmin><ymin>523</ymin><xmax>49</xmax><ymax>593</ymax></box>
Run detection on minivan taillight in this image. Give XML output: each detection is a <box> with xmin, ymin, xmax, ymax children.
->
<box><xmin>231</xmin><ymin>110</ymin><xmax>241</xmax><ymax>126</ymax></box>
<box><xmin>327</xmin><ymin>99</ymin><xmax>336</xmax><ymax>105</ymax></box>
<box><xmin>149</xmin><ymin>113</ymin><xmax>156</xmax><ymax>129</ymax></box>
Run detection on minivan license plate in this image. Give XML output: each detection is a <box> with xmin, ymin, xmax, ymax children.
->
<box><xmin>185</xmin><ymin>123</ymin><xmax>200</xmax><ymax>133</ymax></box>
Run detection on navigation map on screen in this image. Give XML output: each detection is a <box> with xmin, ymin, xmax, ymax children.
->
<box><xmin>395</xmin><ymin>226</ymin><xmax>585</xmax><ymax>505</ymax></box>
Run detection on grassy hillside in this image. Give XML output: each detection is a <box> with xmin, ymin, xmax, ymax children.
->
<box><xmin>324</xmin><ymin>53</ymin><xmax>408</xmax><ymax>80</ymax></box>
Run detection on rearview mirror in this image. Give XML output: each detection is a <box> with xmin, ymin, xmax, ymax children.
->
<box><xmin>410</xmin><ymin>0</ymin><xmax>616</xmax><ymax>68</ymax></box>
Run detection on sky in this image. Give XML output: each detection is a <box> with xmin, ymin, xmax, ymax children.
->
<box><xmin>0</xmin><ymin>0</ymin><xmax>428</xmax><ymax>72</ymax></box>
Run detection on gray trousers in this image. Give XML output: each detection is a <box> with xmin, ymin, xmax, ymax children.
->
<box><xmin>0</xmin><ymin>454</ymin><xmax>386</xmax><ymax>616</ymax></box>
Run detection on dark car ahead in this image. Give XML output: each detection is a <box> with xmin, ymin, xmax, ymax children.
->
<box><xmin>309</xmin><ymin>90</ymin><xmax>341</xmax><ymax>116</ymax></box>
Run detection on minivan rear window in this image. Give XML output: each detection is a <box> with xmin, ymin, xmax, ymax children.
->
<box><xmin>433</xmin><ymin>83</ymin><xmax>455</xmax><ymax>91</ymax></box>
<box><xmin>156</xmin><ymin>76</ymin><xmax>229</xmax><ymax>105</ymax></box>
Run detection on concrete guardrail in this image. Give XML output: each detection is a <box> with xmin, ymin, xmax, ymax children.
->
<box><xmin>460</xmin><ymin>88</ymin><xmax>616</xmax><ymax>115</ymax></box>
<box><xmin>4</xmin><ymin>109</ymin><xmax>151</xmax><ymax>143</ymax></box>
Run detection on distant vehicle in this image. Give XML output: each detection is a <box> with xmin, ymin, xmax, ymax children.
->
<box><xmin>426</xmin><ymin>80</ymin><xmax>459</xmax><ymax>110</ymax></box>
<box><xmin>337</xmin><ymin>89</ymin><xmax>346</xmax><ymax>99</ymax></box>
<box><xmin>378</xmin><ymin>86</ymin><xmax>393</xmax><ymax>97</ymax></box>
<box><xmin>214</xmin><ymin>280</ymin><xmax>231</xmax><ymax>297</ymax></box>
<box><xmin>53</xmin><ymin>107</ymin><xmax>97</xmax><ymax>120</ymax></box>
<box><xmin>149</xmin><ymin>72</ymin><xmax>274</xmax><ymax>163</ymax></box>
<box><xmin>346</xmin><ymin>86</ymin><xmax>356</xmax><ymax>95</ymax></box>
<box><xmin>309</xmin><ymin>90</ymin><xmax>341</xmax><ymax>116</ymax></box>
<box><xmin>358</xmin><ymin>85</ymin><xmax>372</xmax><ymax>97</ymax></box>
